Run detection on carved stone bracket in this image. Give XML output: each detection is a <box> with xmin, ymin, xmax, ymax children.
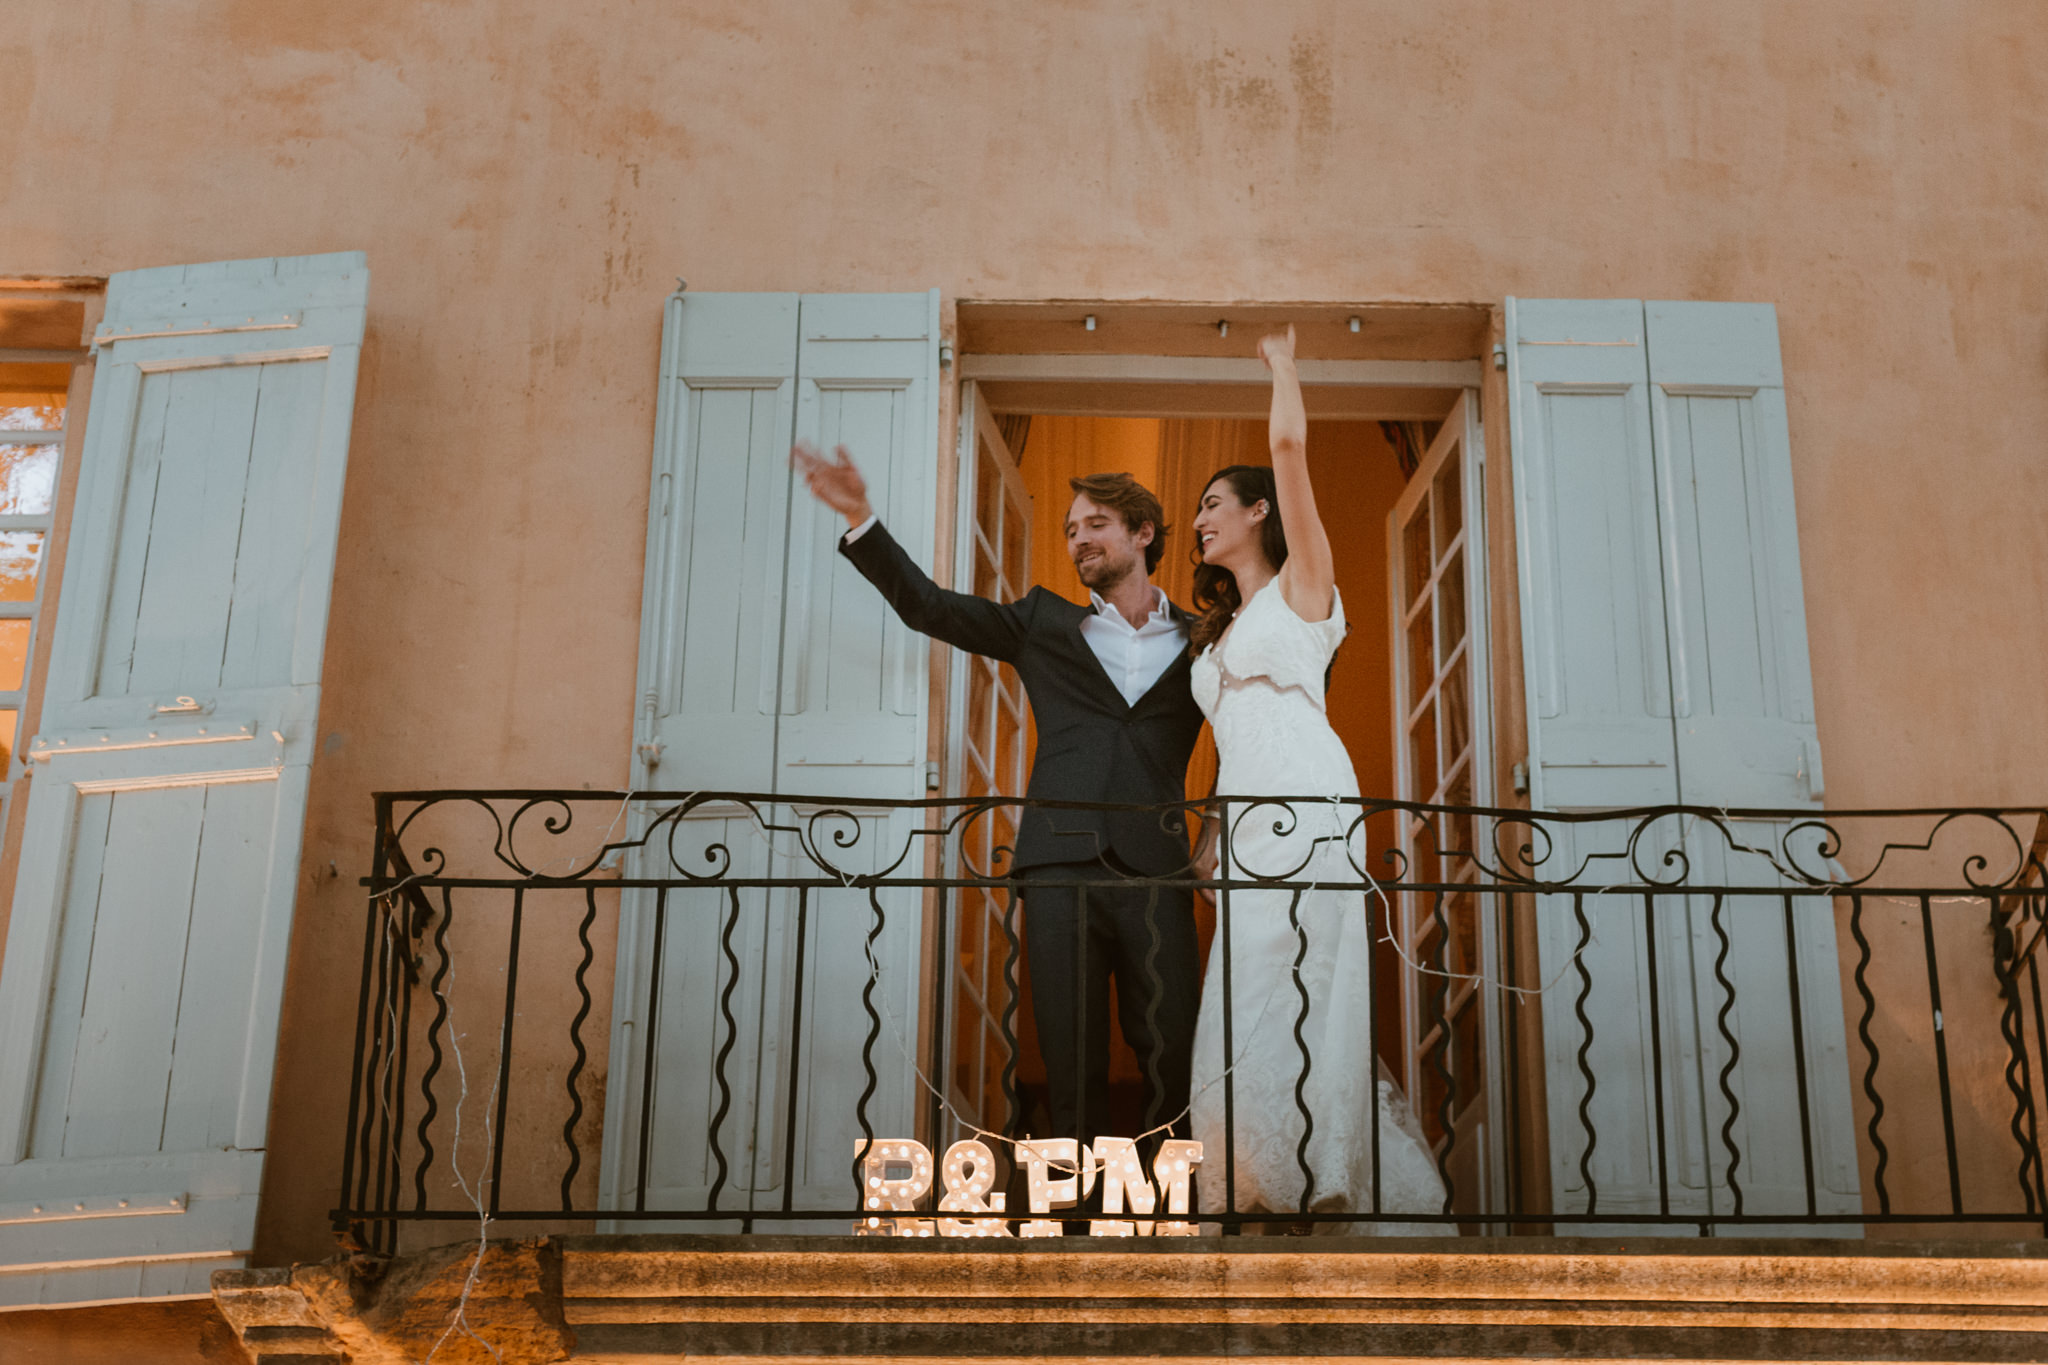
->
<box><xmin>213</xmin><ymin>1238</ymin><xmax>571</xmax><ymax>1365</ymax></box>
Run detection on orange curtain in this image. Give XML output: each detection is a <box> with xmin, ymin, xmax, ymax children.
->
<box><xmin>1155</xmin><ymin>418</ymin><xmax>1266</xmax><ymax>801</ymax></box>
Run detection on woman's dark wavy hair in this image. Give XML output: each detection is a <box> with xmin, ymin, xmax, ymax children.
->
<box><xmin>1189</xmin><ymin>464</ymin><xmax>1288</xmax><ymax>655</ymax></box>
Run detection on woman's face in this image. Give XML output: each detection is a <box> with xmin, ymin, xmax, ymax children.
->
<box><xmin>1191</xmin><ymin>478</ymin><xmax>1266</xmax><ymax>567</ymax></box>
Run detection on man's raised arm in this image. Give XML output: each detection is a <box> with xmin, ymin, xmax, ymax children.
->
<box><xmin>792</xmin><ymin>441</ymin><xmax>1029</xmax><ymax>662</ymax></box>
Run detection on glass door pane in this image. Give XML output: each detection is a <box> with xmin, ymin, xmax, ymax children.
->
<box><xmin>945</xmin><ymin>387</ymin><xmax>1032</xmax><ymax>1142</ymax></box>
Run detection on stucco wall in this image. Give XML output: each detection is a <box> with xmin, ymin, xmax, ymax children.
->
<box><xmin>3</xmin><ymin>0</ymin><xmax>2044</xmax><ymax>1278</ymax></box>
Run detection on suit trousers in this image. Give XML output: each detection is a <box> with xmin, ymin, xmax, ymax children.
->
<box><xmin>1019</xmin><ymin>860</ymin><xmax>1200</xmax><ymax>1148</ymax></box>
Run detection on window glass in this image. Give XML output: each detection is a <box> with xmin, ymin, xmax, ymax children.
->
<box><xmin>0</xmin><ymin>445</ymin><xmax>58</xmax><ymax>515</ymax></box>
<box><xmin>0</xmin><ymin>532</ymin><xmax>46</xmax><ymax>603</ymax></box>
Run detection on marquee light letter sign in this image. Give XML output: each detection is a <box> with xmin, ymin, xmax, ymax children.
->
<box><xmin>855</xmin><ymin>1137</ymin><xmax>1202</xmax><ymax>1237</ymax></box>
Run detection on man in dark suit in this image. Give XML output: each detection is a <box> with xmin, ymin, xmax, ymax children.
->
<box><xmin>793</xmin><ymin>441</ymin><xmax>1205</xmax><ymax>1150</ymax></box>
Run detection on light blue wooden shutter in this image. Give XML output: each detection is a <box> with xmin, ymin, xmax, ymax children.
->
<box><xmin>0</xmin><ymin>253</ymin><xmax>367</xmax><ymax>1304</ymax></box>
<box><xmin>606</xmin><ymin>292</ymin><xmax>799</xmax><ymax>1228</ymax></box>
<box><xmin>1508</xmin><ymin>299</ymin><xmax>1691</xmax><ymax>1225</ymax></box>
<box><xmin>1508</xmin><ymin>297</ymin><xmax>1855</xmax><ymax>1231</ymax></box>
<box><xmin>605</xmin><ymin>290</ymin><xmax>939</xmax><ymax>1230</ymax></box>
<box><xmin>633</xmin><ymin>292</ymin><xmax>798</xmax><ymax>794</ymax></box>
<box><xmin>761</xmin><ymin>291</ymin><xmax>939</xmax><ymax>1216</ymax></box>
<box><xmin>1646</xmin><ymin>302</ymin><xmax>1855</xmax><ymax>1222</ymax></box>
<box><xmin>1504</xmin><ymin>299</ymin><xmax>1679</xmax><ymax>811</ymax></box>
<box><xmin>1647</xmin><ymin>301</ymin><xmax>1822</xmax><ymax>807</ymax></box>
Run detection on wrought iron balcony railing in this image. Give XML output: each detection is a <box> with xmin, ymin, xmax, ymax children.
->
<box><xmin>336</xmin><ymin>791</ymin><xmax>2048</xmax><ymax>1253</ymax></box>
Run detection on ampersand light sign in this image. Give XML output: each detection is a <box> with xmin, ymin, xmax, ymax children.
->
<box><xmin>855</xmin><ymin>1136</ymin><xmax>1202</xmax><ymax>1237</ymax></box>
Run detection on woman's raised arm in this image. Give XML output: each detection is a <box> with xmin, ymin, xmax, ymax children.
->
<box><xmin>1259</xmin><ymin>326</ymin><xmax>1336</xmax><ymax>621</ymax></box>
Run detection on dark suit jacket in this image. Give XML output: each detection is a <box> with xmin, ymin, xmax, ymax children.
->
<box><xmin>841</xmin><ymin>522</ymin><xmax>1205</xmax><ymax>875</ymax></box>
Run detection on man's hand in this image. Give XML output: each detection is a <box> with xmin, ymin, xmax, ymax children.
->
<box><xmin>792</xmin><ymin>441</ymin><xmax>874</xmax><ymax>527</ymax></box>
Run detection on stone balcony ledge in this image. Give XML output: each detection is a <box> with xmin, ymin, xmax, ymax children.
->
<box><xmin>215</xmin><ymin>1234</ymin><xmax>2048</xmax><ymax>1363</ymax></box>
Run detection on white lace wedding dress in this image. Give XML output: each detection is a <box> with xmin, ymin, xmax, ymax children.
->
<box><xmin>1189</xmin><ymin>578</ymin><xmax>1447</xmax><ymax>1234</ymax></box>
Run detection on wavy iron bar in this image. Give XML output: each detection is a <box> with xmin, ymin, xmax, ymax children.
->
<box><xmin>332</xmin><ymin>792</ymin><xmax>2048</xmax><ymax>1246</ymax></box>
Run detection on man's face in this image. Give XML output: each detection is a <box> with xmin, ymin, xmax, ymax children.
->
<box><xmin>1065</xmin><ymin>493</ymin><xmax>1153</xmax><ymax>592</ymax></box>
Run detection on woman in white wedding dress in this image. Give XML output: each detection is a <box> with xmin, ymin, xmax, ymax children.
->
<box><xmin>1186</xmin><ymin>325</ymin><xmax>1447</xmax><ymax>1234</ymax></box>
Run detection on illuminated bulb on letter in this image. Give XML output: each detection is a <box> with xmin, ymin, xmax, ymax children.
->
<box><xmin>1089</xmin><ymin>1137</ymin><xmax>1153</xmax><ymax>1236</ymax></box>
<box><xmin>1151</xmin><ymin>1140</ymin><xmax>1203</xmax><ymax>1236</ymax></box>
<box><xmin>936</xmin><ymin>1138</ymin><xmax>1010</xmax><ymax>1237</ymax></box>
<box><xmin>851</xmin><ymin>1138</ymin><xmax>933</xmax><ymax>1235</ymax></box>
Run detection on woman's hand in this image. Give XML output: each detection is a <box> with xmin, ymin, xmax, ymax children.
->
<box><xmin>1257</xmin><ymin>323</ymin><xmax>1297</xmax><ymax>371</ymax></box>
<box><xmin>1257</xmin><ymin>325</ymin><xmax>1335</xmax><ymax>621</ymax></box>
<box><xmin>1193</xmin><ymin>820</ymin><xmax>1220</xmax><ymax>907</ymax></box>
<box><xmin>791</xmin><ymin>441</ymin><xmax>874</xmax><ymax>526</ymax></box>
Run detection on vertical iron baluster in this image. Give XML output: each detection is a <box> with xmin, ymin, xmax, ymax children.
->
<box><xmin>560</xmin><ymin>888</ymin><xmax>599</xmax><ymax>1212</ymax></box>
<box><xmin>1366</xmin><ymin>865</ymin><xmax>1386</xmax><ymax>1221</ymax></box>
<box><xmin>1076</xmin><ymin>879</ymin><xmax>1088</xmax><ymax>1144</ymax></box>
<box><xmin>390</xmin><ymin>905</ymin><xmax>415</xmax><ymax>1241</ymax></box>
<box><xmin>1288</xmin><ymin>888</ymin><xmax>1315</xmax><ymax>1214</ymax></box>
<box><xmin>413</xmin><ymin>888</ymin><xmax>455</xmax><ymax>1210</ymax></box>
<box><xmin>706</xmin><ymin>887</ymin><xmax>744</xmax><ymax>1212</ymax></box>
<box><xmin>852</xmin><ymin>887</ymin><xmax>888</xmax><ymax>1208</ymax></box>
<box><xmin>1708</xmin><ymin>893</ymin><xmax>1744</xmax><ymax>1220</ymax></box>
<box><xmin>633</xmin><ymin>886</ymin><xmax>668</xmax><ymax>1213</ymax></box>
<box><xmin>1570</xmin><ymin>892</ymin><xmax>1598</xmax><ymax>1216</ymax></box>
<box><xmin>1499</xmin><ymin>890</ymin><xmax>1520</xmax><ymax>1224</ymax></box>
<box><xmin>487</xmin><ymin>887</ymin><xmax>525</xmax><ymax>1218</ymax></box>
<box><xmin>1992</xmin><ymin>888</ymin><xmax>2042</xmax><ymax>1215</ymax></box>
<box><xmin>1219</xmin><ymin>800</ymin><xmax>1237</xmax><ymax>1230</ymax></box>
<box><xmin>1847</xmin><ymin>892</ymin><xmax>1889</xmax><ymax>1215</ymax></box>
<box><xmin>1427</xmin><ymin>887</ymin><xmax>1455</xmax><ymax>1217</ymax></box>
<box><xmin>338</xmin><ymin>865</ymin><xmax>381</xmax><ymax>1244</ymax></box>
<box><xmin>367</xmin><ymin>899</ymin><xmax>397</xmax><ymax>1250</ymax></box>
<box><xmin>1918</xmin><ymin>893</ymin><xmax>1965</xmax><ymax>1215</ymax></box>
<box><xmin>999</xmin><ymin>885</ymin><xmax>1023</xmax><ymax>1140</ymax></box>
<box><xmin>1780</xmin><ymin>893</ymin><xmax>1818</xmax><ymax>1218</ymax></box>
<box><xmin>1640</xmin><ymin>892</ymin><xmax>1669</xmax><ymax>1221</ymax></box>
<box><xmin>2027</xmin><ymin>939</ymin><xmax>2048</xmax><ymax>1234</ymax></box>
<box><xmin>781</xmin><ymin>887</ymin><xmax>810</xmax><ymax>1214</ymax></box>
<box><xmin>1140</xmin><ymin>882</ymin><xmax>1166</xmax><ymax>1138</ymax></box>
<box><xmin>923</xmin><ymin>880</ymin><xmax>947</xmax><ymax>1149</ymax></box>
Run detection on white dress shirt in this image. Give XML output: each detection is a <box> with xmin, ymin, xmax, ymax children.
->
<box><xmin>1081</xmin><ymin>585</ymin><xmax>1184</xmax><ymax>707</ymax></box>
<box><xmin>846</xmin><ymin>516</ymin><xmax>1186</xmax><ymax>705</ymax></box>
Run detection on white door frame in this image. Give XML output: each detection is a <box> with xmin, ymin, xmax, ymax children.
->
<box><xmin>943</xmin><ymin>352</ymin><xmax>1494</xmax><ymax>1192</ymax></box>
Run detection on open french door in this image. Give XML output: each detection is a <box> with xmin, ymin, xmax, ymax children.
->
<box><xmin>938</xmin><ymin>384</ymin><xmax>1032</xmax><ymax>1143</ymax></box>
<box><xmin>1386</xmin><ymin>390</ymin><xmax>1503</xmax><ymax>1221</ymax></box>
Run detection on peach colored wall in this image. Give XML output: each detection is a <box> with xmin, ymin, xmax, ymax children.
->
<box><xmin>1</xmin><ymin>0</ymin><xmax>2044</xmax><ymax>1289</ymax></box>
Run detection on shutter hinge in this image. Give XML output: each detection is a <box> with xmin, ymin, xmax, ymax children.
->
<box><xmin>939</xmin><ymin>344</ymin><xmax>955</xmax><ymax>369</ymax></box>
<box><xmin>924</xmin><ymin>760</ymin><xmax>940</xmax><ymax>792</ymax></box>
<box><xmin>1491</xmin><ymin>342</ymin><xmax>1507</xmax><ymax>371</ymax></box>
<box><xmin>636</xmin><ymin>691</ymin><xmax>664</xmax><ymax>769</ymax></box>
<box><xmin>1511</xmin><ymin>758</ymin><xmax>1530</xmax><ymax>796</ymax></box>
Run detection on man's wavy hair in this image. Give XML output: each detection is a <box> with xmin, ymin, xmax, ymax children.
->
<box><xmin>1067</xmin><ymin>471</ymin><xmax>1170</xmax><ymax>575</ymax></box>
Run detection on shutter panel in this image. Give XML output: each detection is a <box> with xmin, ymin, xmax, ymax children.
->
<box><xmin>759</xmin><ymin>290</ymin><xmax>939</xmax><ymax>1217</ymax></box>
<box><xmin>1646</xmin><ymin>301</ymin><xmax>1823</xmax><ymax>807</ymax></box>
<box><xmin>605</xmin><ymin>290</ymin><xmax>938</xmax><ymax>1229</ymax></box>
<box><xmin>1504</xmin><ymin>298</ymin><xmax>1679</xmax><ymax>811</ymax></box>
<box><xmin>1509</xmin><ymin>297</ymin><xmax>1856</xmax><ymax>1231</ymax></box>
<box><xmin>0</xmin><ymin>252</ymin><xmax>367</xmax><ymax>1304</ymax></box>
<box><xmin>775</xmin><ymin>291</ymin><xmax>939</xmax><ymax>795</ymax></box>
<box><xmin>635</xmin><ymin>292</ymin><xmax>799</xmax><ymax>793</ymax></box>
<box><xmin>607</xmin><ymin>292</ymin><xmax>799</xmax><ymax>1227</ymax></box>
<box><xmin>1645</xmin><ymin>302</ymin><xmax>1856</xmax><ymax>1222</ymax></box>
